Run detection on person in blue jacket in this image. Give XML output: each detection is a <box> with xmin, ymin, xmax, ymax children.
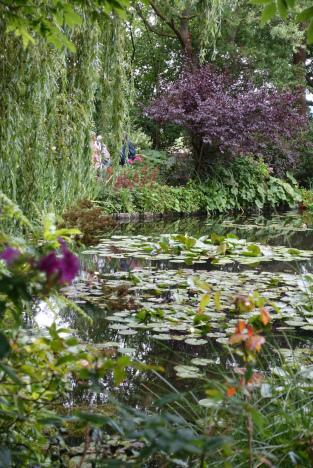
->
<box><xmin>120</xmin><ymin>133</ymin><xmax>136</xmax><ymax>165</ymax></box>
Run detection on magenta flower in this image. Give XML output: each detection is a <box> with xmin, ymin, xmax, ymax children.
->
<box><xmin>38</xmin><ymin>240</ymin><xmax>79</xmax><ymax>284</ymax></box>
<box><xmin>59</xmin><ymin>242</ymin><xmax>80</xmax><ymax>283</ymax></box>
<box><xmin>38</xmin><ymin>252</ymin><xmax>60</xmax><ymax>277</ymax></box>
<box><xmin>0</xmin><ymin>247</ymin><xmax>20</xmax><ymax>265</ymax></box>
<box><xmin>134</xmin><ymin>155</ymin><xmax>143</xmax><ymax>162</ymax></box>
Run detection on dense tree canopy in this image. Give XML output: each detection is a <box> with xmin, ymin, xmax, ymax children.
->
<box><xmin>146</xmin><ymin>65</ymin><xmax>307</xmax><ymax>169</ymax></box>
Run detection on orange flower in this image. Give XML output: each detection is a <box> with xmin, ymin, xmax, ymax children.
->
<box><xmin>260</xmin><ymin>307</ymin><xmax>270</xmax><ymax>326</ymax></box>
<box><xmin>229</xmin><ymin>320</ymin><xmax>248</xmax><ymax>345</ymax></box>
<box><xmin>226</xmin><ymin>386</ymin><xmax>237</xmax><ymax>397</ymax></box>
<box><xmin>236</xmin><ymin>320</ymin><xmax>247</xmax><ymax>333</ymax></box>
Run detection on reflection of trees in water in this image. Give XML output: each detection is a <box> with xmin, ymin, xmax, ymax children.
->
<box><xmin>57</xmin><ymin>299</ymin><xmax>313</xmax><ymax>410</ymax></box>
<box><xmin>94</xmin><ymin>211</ymin><xmax>313</xmax><ymax>247</ymax></box>
<box><xmin>59</xmin><ymin>302</ymin><xmax>232</xmax><ymax>408</ymax></box>
<box><xmin>80</xmin><ymin>253</ymin><xmax>148</xmax><ymax>277</ymax></box>
<box><xmin>43</xmin><ymin>212</ymin><xmax>313</xmax><ymax>409</ymax></box>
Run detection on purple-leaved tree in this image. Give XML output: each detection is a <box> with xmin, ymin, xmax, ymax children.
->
<box><xmin>145</xmin><ymin>66</ymin><xmax>307</xmax><ymax>171</ymax></box>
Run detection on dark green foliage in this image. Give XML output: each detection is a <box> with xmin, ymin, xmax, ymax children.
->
<box><xmin>252</xmin><ymin>0</ymin><xmax>313</xmax><ymax>44</ymax></box>
<box><xmin>95</xmin><ymin>157</ymin><xmax>301</xmax><ymax>215</ymax></box>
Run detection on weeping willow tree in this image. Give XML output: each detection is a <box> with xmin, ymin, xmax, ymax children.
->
<box><xmin>199</xmin><ymin>0</ymin><xmax>237</xmax><ymax>61</ymax></box>
<box><xmin>134</xmin><ymin>0</ymin><xmax>235</xmax><ymax>67</ymax></box>
<box><xmin>97</xmin><ymin>17</ymin><xmax>131</xmax><ymax>165</ymax></box>
<box><xmin>0</xmin><ymin>11</ymin><xmax>131</xmax><ymax>213</ymax></box>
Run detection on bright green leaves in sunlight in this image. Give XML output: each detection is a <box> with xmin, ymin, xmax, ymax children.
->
<box><xmin>251</xmin><ymin>0</ymin><xmax>313</xmax><ymax>43</ymax></box>
<box><xmin>1</xmin><ymin>0</ymin><xmax>130</xmax><ymax>50</ymax></box>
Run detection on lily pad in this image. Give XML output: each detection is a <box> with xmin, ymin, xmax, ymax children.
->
<box><xmin>185</xmin><ymin>338</ymin><xmax>208</xmax><ymax>346</ymax></box>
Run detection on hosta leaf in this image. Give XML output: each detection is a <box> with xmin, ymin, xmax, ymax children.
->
<box><xmin>261</xmin><ymin>2</ymin><xmax>277</xmax><ymax>23</ymax></box>
<box><xmin>297</xmin><ymin>6</ymin><xmax>313</xmax><ymax>22</ymax></box>
<box><xmin>307</xmin><ymin>19</ymin><xmax>313</xmax><ymax>44</ymax></box>
<box><xmin>277</xmin><ymin>0</ymin><xmax>288</xmax><ymax>18</ymax></box>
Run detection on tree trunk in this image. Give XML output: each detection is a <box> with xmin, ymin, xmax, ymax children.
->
<box><xmin>293</xmin><ymin>37</ymin><xmax>307</xmax><ymax>116</ymax></box>
<box><xmin>190</xmin><ymin>134</ymin><xmax>220</xmax><ymax>175</ymax></box>
<box><xmin>179</xmin><ymin>9</ymin><xmax>198</xmax><ymax>70</ymax></box>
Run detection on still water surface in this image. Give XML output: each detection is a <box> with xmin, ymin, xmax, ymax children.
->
<box><xmin>35</xmin><ymin>210</ymin><xmax>313</xmax><ymax>409</ymax></box>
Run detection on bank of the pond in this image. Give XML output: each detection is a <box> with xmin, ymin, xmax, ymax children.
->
<box><xmin>97</xmin><ymin>176</ymin><xmax>301</xmax><ymax>215</ymax></box>
<box><xmin>62</xmin><ymin>175</ymin><xmax>302</xmax><ymax>243</ymax></box>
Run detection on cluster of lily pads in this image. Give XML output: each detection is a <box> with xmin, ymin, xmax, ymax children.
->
<box><xmin>82</xmin><ymin>232</ymin><xmax>313</xmax><ymax>267</ymax></box>
<box><xmin>66</xmin><ymin>226</ymin><xmax>313</xmax><ymax>381</ymax></box>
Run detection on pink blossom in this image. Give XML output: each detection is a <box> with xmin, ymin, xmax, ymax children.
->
<box><xmin>0</xmin><ymin>247</ymin><xmax>20</xmax><ymax>265</ymax></box>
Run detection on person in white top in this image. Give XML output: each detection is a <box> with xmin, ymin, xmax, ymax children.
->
<box><xmin>91</xmin><ymin>132</ymin><xmax>111</xmax><ymax>173</ymax></box>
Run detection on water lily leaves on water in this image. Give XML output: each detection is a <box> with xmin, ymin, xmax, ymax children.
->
<box><xmin>117</xmin><ymin>329</ymin><xmax>137</xmax><ymax>336</ymax></box>
<box><xmin>81</xmin><ymin>250</ymin><xmax>100</xmax><ymax>255</ymax></box>
<box><xmin>113</xmin><ymin>311</ymin><xmax>131</xmax><ymax>317</ymax></box>
<box><xmin>118</xmin><ymin>347</ymin><xmax>136</xmax><ymax>355</ymax></box>
<box><xmin>83</xmin><ymin>233</ymin><xmax>313</xmax><ymax>268</ymax></box>
<box><xmin>191</xmin><ymin>358</ymin><xmax>215</xmax><ymax>366</ymax></box>
<box><xmin>185</xmin><ymin>338</ymin><xmax>208</xmax><ymax>346</ymax></box>
<box><xmin>102</xmin><ymin>342</ymin><xmax>120</xmax><ymax>348</ymax></box>
<box><xmin>174</xmin><ymin>365</ymin><xmax>203</xmax><ymax>379</ymax></box>
<box><xmin>151</xmin><ymin>326</ymin><xmax>170</xmax><ymax>333</ymax></box>
<box><xmin>284</xmin><ymin>320</ymin><xmax>306</xmax><ymax>327</ymax></box>
<box><xmin>109</xmin><ymin>324</ymin><xmax>130</xmax><ymax>330</ymax></box>
<box><xmin>82</xmin><ymin>266</ymin><xmax>313</xmax><ymax>341</ymax></box>
<box><xmin>242</xmin><ymin>244</ymin><xmax>262</xmax><ymax>257</ymax></box>
<box><xmin>105</xmin><ymin>315</ymin><xmax>130</xmax><ymax>322</ymax></box>
<box><xmin>236</xmin><ymin>257</ymin><xmax>262</xmax><ymax>265</ymax></box>
<box><xmin>206</xmin><ymin>332</ymin><xmax>227</xmax><ymax>338</ymax></box>
<box><xmin>288</xmin><ymin>248</ymin><xmax>301</xmax><ymax>255</ymax></box>
<box><xmin>211</xmin><ymin>257</ymin><xmax>233</xmax><ymax>265</ymax></box>
<box><xmin>151</xmin><ymin>333</ymin><xmax>172</xmax><ymax>340</ymax></box>
<box><xmin>129</xmin><ymin>323</ymin><xmax>149</xmax><ymax>330</ymax></box>
<box><xmin>75</xmin><ymin>227</ymin><xmax>313</xmax><ymax>360</ymax></box>
<box><xmin>216</xmin><ymin>337</ymin><xmax>230</xmax><ymax>344</ymax></box>
<box><xmin>168</xmin><ymin>323</ymin><xmax>189</xmax><ymax>331</ymax></box>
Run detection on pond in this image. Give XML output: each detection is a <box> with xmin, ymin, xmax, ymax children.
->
<box><xmin>35</xmin><ymin>210</ymin><xmax>313</xmax><ymax>411</ymax></box>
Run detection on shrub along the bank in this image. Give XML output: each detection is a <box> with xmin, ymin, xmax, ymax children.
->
<box><xmin>97</xmin><ymin>157</ymin><xmax>301</xmax><ymax>215</ymax></box>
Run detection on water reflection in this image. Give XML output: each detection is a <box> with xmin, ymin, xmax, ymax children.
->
<box><xmin>33</xmin><ymin>210</ymin><xmax>313</xmax><ymax>407</ymax></box>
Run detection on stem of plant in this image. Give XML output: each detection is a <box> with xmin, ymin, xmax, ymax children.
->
<box><xmin>247</xmin><ymin>391</ymin><xmax>253</xmax><ymax>468</ymax></box>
